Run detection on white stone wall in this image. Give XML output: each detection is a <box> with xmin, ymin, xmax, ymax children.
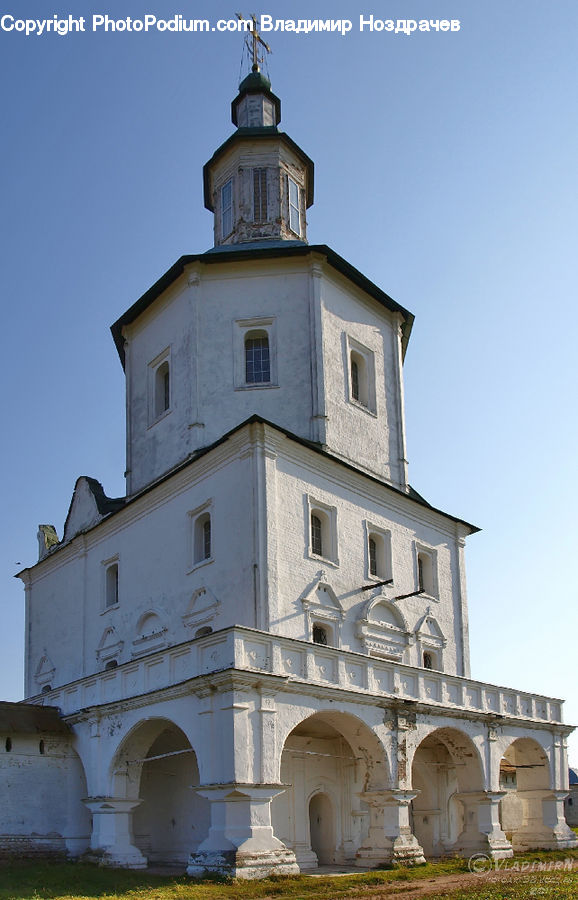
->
<box><xmin>24</xmin><ymin>434</ymin><xmax>257</xmax><ymax>695</ymax></box>
<box><xmin>0</xmin><ymin>733</ymin><xmax>90</xmax><ymax>856</ymax></box>
<box><xmin>24</xmin><ymin>420</ymin><xmax>471</xmax><ymax>696</ymax></box>
<box><xmin>121</xmin><ymin>255</ymin><xmax>407</xmax><ymax>495</ymax></box>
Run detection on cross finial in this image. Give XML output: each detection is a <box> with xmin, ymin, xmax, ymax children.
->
<box><xmin>236</xmin><ymin>13</ymin><xmax>272</xmax><ymax>72</ymax></box>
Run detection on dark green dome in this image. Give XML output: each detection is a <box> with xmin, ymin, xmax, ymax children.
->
<box><xmin>238</xmin><ymin>70</ymin><xmax>272</xmax><ymax>94</ymax></box>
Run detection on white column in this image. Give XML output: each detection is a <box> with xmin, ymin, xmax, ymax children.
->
<box><xmin>454</xmin><ymin>791</ymin><xmax>512</xmax><ymax>859</ymax></box>
<box><xmin>187</xmin><ymin>784</ymin><xmax>299</xmax><ymax>879</ymax></box>
<box><xmin>513</xmin><ymin>790</ymin><xmax>578</xmax><ymax>850</ymax></box>
<box><xmin>83</xmin><ymin>798</ymin><xmax>146</xmax><ymax>868</ymax></box>
<box><xmin>356</xmin><ymin>790</ymin><xmax>425</xmax><ymax>866</ymax></box>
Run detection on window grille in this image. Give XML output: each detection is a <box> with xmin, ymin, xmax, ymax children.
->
<box><xmin>313</xmin><ymin>624</ymin><xmax>328</xmax><ymax>645</ymax></box>
<box><xmin>245</xmin><ymin>334</ymin><xmax>270</xmax><ymax>383</ymax></box>
<box><xmin>369</xmin><ymin>538</ymin><xmax>377</xmax><ymax>576</ymax></box>
<box><xmin>351</xmin><ymin>359</ymin><xmax>360</xmax><ymax>401</ymax></box>
<box><xmin>203</xmin><ymin>517</ymin><xmax>211</xmax><ymax>560</ymax></box>
<box><xmin>311</xmin><ymin>514</ymin><xmax>323</xmax><ymax>556</ymax></box>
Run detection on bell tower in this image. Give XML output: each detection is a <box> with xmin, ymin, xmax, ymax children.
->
<box><xmin>203</xmin><ymin>38</ymin><xmax>314</xmax><ymax>247</ymax></box>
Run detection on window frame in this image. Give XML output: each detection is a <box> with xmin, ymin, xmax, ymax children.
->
<box><xmin>345</xmin><ymin>335</ymin><xmax>377</xmax><ymax>415</ymax></box>
<box><xmin>306</xmin><ymin>496</ymin><xmax>339</xmax><ymax>566</ymax></box>
<box><xmin>148</xmin><ymin>347</ymin><xmax>172</xmax><ymax>426</ymax></box>
<box><xmin>102</xmin><ymin>555</ymin><xmax>120</xmax><ymax>612</ymax></box>
<box><xmin>287</xmin><ymin>175</ymin><xmax>302</xmax><ymax>236</ymax></box>
<box><xmin>364</xmin><ymin>521</ymin><xmax>393</xmax><ymax>583</ymax></box>
<box><xmin>414</xmin><ymin>542</ymin><xmax>439</xmax><ymax>600</ymax></box>
<box><xmin>233</xmin><ymin>317</ymin><xmax>278</xmax><ymax>390</ymax></box>
<box><xmin>188</xmin><ymin>501</ymin><xmax>214</xmax><ymax>572</ymax></box>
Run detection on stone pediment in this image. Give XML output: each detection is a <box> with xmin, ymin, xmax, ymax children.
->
<box><xmin>415</xmin><ymin>607</ymin><xmax>446</xmax><ymax>648</ymax></box>
<box><xmin>301</xmin><ymin>572</ymin><xmax>344</xmax><ymax>622</ymax></box>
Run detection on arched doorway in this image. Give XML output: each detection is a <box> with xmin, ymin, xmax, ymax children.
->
<box><xmin>499</xmin><ymin>737</ymin><xmax>552</xmax><ymax>851</ymax></box>
<box><xmin>111</xmin><ymin>718</ymin><xmax>209</xmax><ymax>865</ymax></box>
<box><xmin>309</xmin><ymin>792</ymin><xmax>335</xmax><ymax>865</ymax></box>
<box><xmin>411</xmin><ymin>728</ymin><xmax>484</xmax><ymax>857</ymax></box>
<box><xmin>271</xmin><ymin>710</ymin><xmax>390</xmax><ymax>869</ymax></box>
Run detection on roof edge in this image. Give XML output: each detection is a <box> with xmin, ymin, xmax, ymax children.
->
<box><xmin>110</xmin><ymin>244</ymin><xmax>414</xmax><ymax>366</ymax></box>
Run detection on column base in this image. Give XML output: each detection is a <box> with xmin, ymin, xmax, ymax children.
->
<box><xmin>187</xmin><ymin>847</ymin><xmax>300</xmax><ymax>879</ymax></box>
<box><xmin>82</xmin><ymin>847</ymin><xmax>148</xmax><ymax>869</ymax></box>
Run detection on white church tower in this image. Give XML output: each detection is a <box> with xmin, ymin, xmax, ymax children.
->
<box><xmin>3</xmin><ymin>53</ymin><xmax>575</xmax><ymax>875</ymax></box>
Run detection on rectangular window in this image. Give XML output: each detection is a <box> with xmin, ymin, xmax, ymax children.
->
<box><xmin>288</xmin><ymin>177</ymin><xmax>301</xmax><ymax>235</ymax></box>
<box><xmin>221</xmin><ymin>178</ymin><xmax>233</xmax><ymax>238</ymax></box>
<box><xmin>105</xmin><ymin>562</ymin><xmax>119</xmax><ymax>608</ymax></box>
<box><xmin>245</xmin><ymin>333</ymin><xmax>270</xmax><ymax>383</ymax></box>
<box><xmin>253</xmin><ymin>168</ymin><xmax>268</xmax><ymax>223</ymax></box>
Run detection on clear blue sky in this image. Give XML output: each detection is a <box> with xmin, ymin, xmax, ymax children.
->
<box><xmin>1</xmin><ymin>1</ymin><xmax>577</xmax><ymax>765</ymax></box>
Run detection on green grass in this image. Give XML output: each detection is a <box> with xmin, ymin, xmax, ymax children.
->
<box><xmin>0</xmin><ymin>851</ymin><xmax>577</xmax><ymax>900</ymax></box>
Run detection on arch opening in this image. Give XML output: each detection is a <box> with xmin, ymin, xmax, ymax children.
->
<box><xmin>111</xmin><ymin>718</ymin><xmax>209</xmax><ymax>865</ymax></box>
<box><xmin>498</xmin><ymin>737</ymin><xmax>552</xmax><ymax>851</ymax></box>
<box><xmin>411</xmin><ymin>728</ymin><xmax>484</xmax><ymax>858</ymax></box>
<box><xmin>272</xmin><ymin>711</ymin><xmax>389</xmax><ymax>869</ymax></box>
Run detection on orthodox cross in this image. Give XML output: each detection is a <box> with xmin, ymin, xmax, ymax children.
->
<box><xmin>236</xmin><ymin>13</ymin><xmax>272</xmax><ymax>71</ymax></box>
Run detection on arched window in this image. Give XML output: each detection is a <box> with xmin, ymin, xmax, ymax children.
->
<box><xmin>106</xmin><ymin>563</ymin><xmax>119</xmax><ymax>608</ymax></box>
<box><xmin>154</xmin><ymin>360</ymin><xmax>170</xmax><ymax>418</ymax></box>
<box><xmin>311</xmin><ymin>514</ymin><xmax>323</xmax><ymax>557</ymax></box>
<box><xmin>423</xmin><ymin>652</ymin><xmax>433</xmax><ymax>670</ymax></box>
<box><xmin>194</xmin><ymin>512</ymin><xmax>212</xmax><ymax>564</ymax></box>
<box><xmin>312</xmin><ymin>624</ymin><xmax>329</xmax><ymax>645</ymax></box>
<box><xmin>245</xmin><ymin>330</ymin><xmax>270</xmax><ymax>384</ymax></box>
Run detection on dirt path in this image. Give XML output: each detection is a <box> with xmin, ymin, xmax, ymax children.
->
<box><xmin>333</xmin><ymin>865</ymin><xmax>573</xmax><ymax>899</ymax></box>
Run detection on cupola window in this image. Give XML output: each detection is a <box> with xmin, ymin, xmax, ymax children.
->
<box><xmin>221</xmin><ymin>178</ymin><xmax>233</xmax><ymax>239</ymax></box>
<box><xmin>288</xmin><ymin>176</ymin><xmax>301</xmax><ymax>235</ymax></box>
<box><xmin>253</xmin><ymin>168</ymin><xmax>268</xmax><ymax>223</ymax></box>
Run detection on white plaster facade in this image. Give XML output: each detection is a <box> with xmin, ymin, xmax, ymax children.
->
<box><xmin>2</xmin><ymin>69</ymin><xmax>576</xmax><ymax>876</ymax></box>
